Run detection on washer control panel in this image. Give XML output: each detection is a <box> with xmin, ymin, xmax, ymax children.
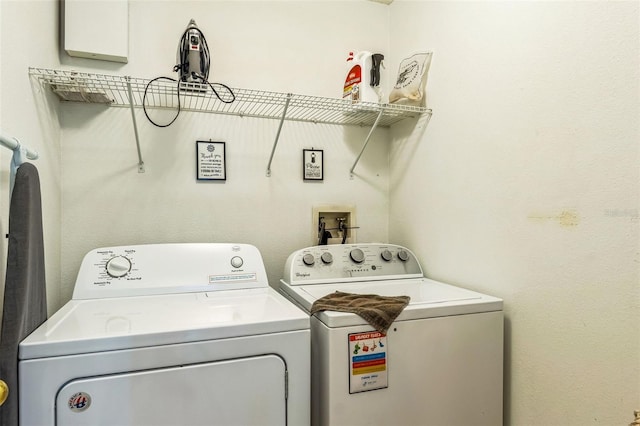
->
<box><xmin>281</xmin><ymin>244</ymin><xmax>423</xmax><ymax>285</ymax></box>
<box><xmin>72</xmin><ymin>243</ymin><xmax>268</xmax><ymax>300</ymax></box>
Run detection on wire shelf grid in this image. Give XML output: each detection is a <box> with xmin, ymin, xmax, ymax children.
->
<box><xmin>29</xmin><ymin>67</ymin><xmax>430</xmax><ymax>127</ymax></box>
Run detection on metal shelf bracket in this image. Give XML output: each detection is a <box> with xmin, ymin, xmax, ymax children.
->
<box><xmin>266</xmin><ymin>93</ymin><xmax>292</xmax><ymax>177</ymax></box>
<box><xmin>125</xmin><ymin>77</ymin><xmax>145</xmax><ymax>173</ymax></box>
<box><xmin>350</xmin><ymin>108</ymin><xmax>384</xmax><ymax>178</ymax></box>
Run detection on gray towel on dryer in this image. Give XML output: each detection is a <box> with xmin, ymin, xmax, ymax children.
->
<box><xmin>0</xmin><ymin>163</ymin><xmax>47</xmax><ymax>426</ymax></box>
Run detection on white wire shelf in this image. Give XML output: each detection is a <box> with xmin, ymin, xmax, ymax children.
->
<box><xmin>29</xmin><ymin>67</ymin><xmax>429</xmax><ymax>127</ymax></box>
<box><xmin>29</xmin><ymin>67</ymin><xmax>432</xmax><ymax>176</ymax></box>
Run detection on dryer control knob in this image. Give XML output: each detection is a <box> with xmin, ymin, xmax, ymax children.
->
<box><xmin>349</xmin><ymin>248</ymin><xmax>365</xmax><ymax>264</ymax></box>
<box><xmin>106</xmin><ymin>256</ymin><xmax>131</xmax><ymax>278</ymax></box>
<box><xmin>381</xmin><ymin>249</ymin><xmax>393</xmax><ymax>262</ymax></box>
<box><xmin>397</xmin><ymin>250</ymin><xmax>410</xmax><ymax>262</ymax></box>
<box><xmin>230</xmin><ymin>256</ymin><xmax>243</xmax><ymax>268</ymax></box>
<box><xmin>320</xmin><ymin>252</ymin><xmax>333</xmax><ymax>264</ymax></box>
<box><xmin>302</xmin><ymin>253</ymin><xmax>315</xmax><ymax>266</ymax></box>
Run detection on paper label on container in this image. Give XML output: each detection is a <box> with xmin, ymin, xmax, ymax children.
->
<box><xmin>343</xmin><ymin>65</ymin><xmax>362</xmax><ymax>100</ymax></box>
<box><xmin>348</xmin><ymin>331</ymin><xmax>388</xmax><ymax>393</ymax></box>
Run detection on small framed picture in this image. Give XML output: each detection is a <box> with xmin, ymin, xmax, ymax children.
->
<box><xmin>196</xmin><ymin>141</ymin><xmax>226</xmax><ymax>181</ymax></box>
<box><xmin>303</xmin><ymin>149</ymin><xmax>323</xmax><ymax>181</ymax></box>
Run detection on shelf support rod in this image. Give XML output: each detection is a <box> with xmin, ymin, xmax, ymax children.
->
<box><xmin>125</xmin><ymin>76</ymin><xmax>145</xmax><ymax>173</ymax></box>
<box><xmin>266</xmin><ymin>93</ymin><xmax>292</xmax><ymax>177</ymax></box>
<box><xmin>350</xmin><ymin>108</ymin><xmax>384</xmax><ymax>178</ymax></box>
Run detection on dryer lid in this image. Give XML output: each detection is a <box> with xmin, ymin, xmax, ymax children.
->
<box><xmin>19</xmin><ymin>287</ymin><xmax>309</xmax><ymax>359</ymax></box>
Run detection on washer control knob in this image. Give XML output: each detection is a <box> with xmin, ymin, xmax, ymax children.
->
<box><xmin>320</xmin><ymin>252</ymin><xmax>333</xmax><ymax>264</ymax></box>
<box><xmin>381</xmin><ymin>249</ymin><xmax>393</xmax><ymax>262</ymax></box>
<box><xmin>397</xmin><ymin>250</ymin><xmax>410</xmax><ymax>262</ymax></box>
<box><xmin>230</xmin><ymin>256</ymin><xmax>243</xmax><ymax>268</ymax></box>
<box><xmin>349</xmin><ymin>248</ymin><xmax>365</xmax><ymax>264</ymax></box>
<box><xmin>302</xmin><ymin>253</ymin><xmax>315</xmax><ymax>266</ymax></box>
<box><xmin>106</xmin><ymin>256</ymin><xmax>131</xmax><ymax>278</ymax></box>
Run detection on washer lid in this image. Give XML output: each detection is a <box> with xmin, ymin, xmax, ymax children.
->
<box><xmin>19</xmin><ymin>288</ymin><xmax>309</xmax><ymax>359</ymax></box>
<box><xmin>279</xmin><ymin>278</ymin><xmax>503</xmax><ymax>328</ymax></box>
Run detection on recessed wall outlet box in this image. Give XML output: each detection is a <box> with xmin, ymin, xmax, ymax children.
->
<box><xmin>313</xmin><ymin>205</ymin><xmax>357</xmax><ymax>245</ymax></box>
<box><xmin>63</xmin><ymin>0</ymin><xmax>129</xmax><ymax>63</ymax></box>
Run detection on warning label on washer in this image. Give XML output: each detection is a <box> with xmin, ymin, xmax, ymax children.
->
<box><xmin>348</xmin><ymin>331</ymin><xmax>388</xmax><ymax>393</ymax></box>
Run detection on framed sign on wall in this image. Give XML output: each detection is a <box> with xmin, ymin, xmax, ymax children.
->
<box><xmin>303</xmin><ymin>149</ymin><xmax>323</xmax><ymax>181</ymax></box>
<box><xmin>197</xmin><ymin>141</ymin><xmax>226</xmax><ymax>181</ymax></box>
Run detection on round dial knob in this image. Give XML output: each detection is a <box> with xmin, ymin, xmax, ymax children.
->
<box><xmin>302</xmin><ymin>253</ymin><xmax>315</xmax><ymax>266</ymax></box>
<box><xmin>397</xmin><ymin>250</ymin><xmax>410</xmax><ymax>262</ymax></box>
<box><xmin>320</xmin><ymin>252</ymin><xmax>333</xmax><ymax>264</ymax></box>
<box><xmin>349</xmin><ymin>248</ymin><xmax>365</xmax><ymax>264</ymax></box>
<box><xmin>230</xmin><ymin>256</ymin><xmax>243</xmax><ymax>268</ymax></box>
<box><xmin>381</xmin><ymin>249</ymin><xmax>393</xmax><ymax>262</ymax></box>
<box><xmin>106</xmin><ymin>256</ymin><xmax>131</xmax><ymax>278</ymax></box>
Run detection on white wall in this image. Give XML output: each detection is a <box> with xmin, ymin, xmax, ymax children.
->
<box><xmin>388</xmin><ymin>1</ymin><xmax>640</xmax><ymax>425</ymax></box>
<box><xmin>0</xmin><ymin>0</ymin><xmax>62</xmax><ymax>317</ymax></box>
<box><xmin>56</xmin><ymin>0</ymin><xmax>392</xmax><ymax>304</ymax></box>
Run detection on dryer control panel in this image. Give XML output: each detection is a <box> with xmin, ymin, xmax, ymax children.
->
<box><xmin>281</xmin><ymin>244</ymin><xmax>423</xmax><ymax>285</ymax></box>
<box><xmin>72</xmin><ymin>243</ymin><xmax>268</xmax><ymax>299</ymax></box>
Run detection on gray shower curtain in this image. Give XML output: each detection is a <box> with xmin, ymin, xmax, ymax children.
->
<box><xmin>0</xmin><ymin>162</ymin><xmax>47</xmax><ymax>426</ymax></box>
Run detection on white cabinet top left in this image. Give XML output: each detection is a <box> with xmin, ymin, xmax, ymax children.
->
<box><xmin>63</xmin><ymin>0</ymin><xmax>129</xmax><ymax>63</ymax></box>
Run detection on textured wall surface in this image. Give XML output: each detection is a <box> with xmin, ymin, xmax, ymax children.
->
<box><xmin>0</xmin><ymin>0</ymin><xmax>62</xmax><ymax>316</ymax></box>
<box><xmin>389</xmin><ymin>1</ymin><xmax>640</xmax><ymax>425</ymax></box>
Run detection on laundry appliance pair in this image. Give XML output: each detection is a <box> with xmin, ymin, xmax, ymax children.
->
<box><xmin>18</xmin><ymin>242</ymin><xmax>503</xmax><ymax>426</ymax></box>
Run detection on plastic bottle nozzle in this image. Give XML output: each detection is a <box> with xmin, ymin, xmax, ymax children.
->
<box><xmin>370</xmin><ymin>54</ymin><xmax>385</xmax><ymax>87</ymax></box>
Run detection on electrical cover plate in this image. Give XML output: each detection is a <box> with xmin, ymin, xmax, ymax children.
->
<box><xmin>63</xmin><ymin>0</ymin><xmax>129</xmax><ymax>63</ymax></box>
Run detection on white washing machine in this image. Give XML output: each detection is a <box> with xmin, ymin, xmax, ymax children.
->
<box><xmin>279</xmin><ymin>243</ymin><xmax>503</xmax><ymax>426</ymax></box>
<box><xmin>19</xmin><ymin>243</ymin><xmax>310</xmax><ymax>426</ymax></box>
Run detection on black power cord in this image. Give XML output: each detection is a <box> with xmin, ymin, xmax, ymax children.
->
<box><xmin>143</xmin><ymin>24</ymin><xmax>236</xmax><ymax>128</ymax></box>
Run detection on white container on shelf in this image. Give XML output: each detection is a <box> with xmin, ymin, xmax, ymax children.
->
<box><xmin>342</xmin><ymin>51</ymin><xmax>383</xmax><ymax>104</ymax></box>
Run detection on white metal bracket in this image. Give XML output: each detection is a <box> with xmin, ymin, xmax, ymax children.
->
<box><xmin>350</xmin><ymin>108</ymin><xmax>384</xmax><ymax>178</ymax></box>
<box><xmin>125</xmin><ymin>77</ymin><xmax>145</xmax><ymax>173</ymax></box>
<box><xmin>266</xmin><ymin>93</ymin><xmax>292</xmax><ymax>177</ymax></box>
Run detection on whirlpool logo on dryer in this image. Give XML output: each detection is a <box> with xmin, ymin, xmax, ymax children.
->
<box><xmin>68</xmin><ymin>392</ymin><xmax>91</xmax><ymax>412</ymax></box>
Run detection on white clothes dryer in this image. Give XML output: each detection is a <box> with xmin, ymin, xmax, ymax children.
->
<box><xmin>279</xmin><ymin>243</ymin><xmax>503</xmax><ymax>426</ymax></box>
<box><xmin>19</xmin><ymin>243</ymin><xmax>310</xmax><ymax>426</ymax></box>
